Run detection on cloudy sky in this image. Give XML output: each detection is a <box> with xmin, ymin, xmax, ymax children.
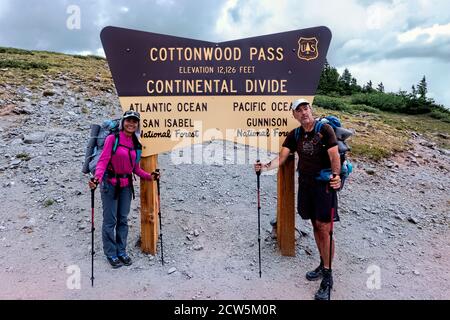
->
<box><xmin>1</xmin><ymin>0</ymin><xmax>449</xmax><ymax>107</ymax></box>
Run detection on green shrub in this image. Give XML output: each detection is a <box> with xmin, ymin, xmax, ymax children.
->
<box><xmin>16</xmin><ymin>153</ymin><xmax>31</xmax><ymax>161</ymax></box>
<box><xmin>72</xmin><ymin>54</ymin><xmax>105</xmax><ymax>61</ymax></box>
<box><xmin>351</xmin><ymin>93</ymin><xmax>407</xmax><ymax>113</ymax></box>
<box><xmin>429</xmin><ymin>109</ymin><xmax>450</xmax><ymax>123</ymax></box>
<box><xmin>72</xmin><ymin>55</ymin><xmax>88</xmax><ymax>60</ymax></box>
<box><xmin>313</xmin><ymin>95</ymin><xmax>351</xmax><ymax>112</ymax></box>
<box><xmin>0</xmin><ymin>47</ymin><xmax>34</xmax><ymax>55</ymax></box>
<box><xmin>0</xmin><ymin>59</ymin><xmax>49</xmax><ymax>70</ymax></box>
<box><xmin>405</xmin><ymin>97</ymin><xmax>432</xmax><ymax>114</ymax></box>
<box><xmin>43</xmin><ymin>199</ymin><xmax>55</xmax><ymax>207</ymax></box>
<box><xmin>350</xmin><ymin>143</ymin><xmax>391</xmax><ymax>161</ymax></box>
<box><xmin>351</xmin><ymin>104</ymin><xmax>380</xmax><ymax>113</ymax></box>
<box><xmin>87</xmin><ymin>55</ymin><xmax>105</xmax><ymax>61</ymax></box>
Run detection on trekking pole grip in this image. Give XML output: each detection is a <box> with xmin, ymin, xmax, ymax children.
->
<box><xmin>256</xmin><ymin>159</ymin><xmax>261</xmax><ymax>177</ymax></box>
<box><xmin>154</xmin><ymin>169</ymin><xmax>160</xmax><ymax>182</ymax></box>
<box><xmin>90</xmin><ymin>178</ymin><xmax>96</xmax><ymax>207</ymax></box>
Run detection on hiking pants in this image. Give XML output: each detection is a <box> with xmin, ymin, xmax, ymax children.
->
<box><xmin>100</xmin><ymin>181</ymin><xmax>132</xmax><ymax>258</ymax></box>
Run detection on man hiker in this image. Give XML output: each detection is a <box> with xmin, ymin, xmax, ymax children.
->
<box><xmin>254</xmin><ymin>98</ymin><xmax>341</xmax><ymax>300</ymax></box>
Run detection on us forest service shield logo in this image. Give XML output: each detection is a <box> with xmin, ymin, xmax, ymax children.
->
<box><xmin>298</xmin><ymin>37</ymin><xmax>319</xmax><ymax>61</ymax></box>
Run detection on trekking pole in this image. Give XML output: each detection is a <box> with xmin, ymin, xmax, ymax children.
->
<box><xmin>90</xmin><ymin>177</ymin><xmax>96</xmax><ymax>287</ymax></box>
<box><xmin>256</xmin><ymin>160</ymin><xmax>262</xmax><ymax>278</ymax></box>
<box><xmin>155</xmin><ymin>169</ymin><xmax>164</xmax><ymax>265</ymax></box>
<box><xmin>328</xmin><ymin>175</ymin><xmax>337</xmax><ymax>300</ymax></box>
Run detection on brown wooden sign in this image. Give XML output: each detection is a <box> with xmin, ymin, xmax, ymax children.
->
<box><xmin>101</xmin><ymin>26</ymin><xmax>332</xmax><ymax>257</ymax></box>
<box><xmin>101</xmin><ymin>26</ymin><xmax>331</xmax><ymax>156</ymax></box>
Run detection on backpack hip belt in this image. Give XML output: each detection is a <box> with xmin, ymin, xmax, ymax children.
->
<box><xmin>106</xmin><ymin>170</ymin><xmax>135</xmax><ymax>200</ymax></box>
<box><xmin>106</xmin><ymin>171</ymin><xmax>132</xmax><ymax>179</ymax></box>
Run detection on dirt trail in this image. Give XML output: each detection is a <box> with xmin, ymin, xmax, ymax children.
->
<box><xmin>0</xmin><ymin>79</ymin><xmax>449</xmax><ymax>300</ymax></box>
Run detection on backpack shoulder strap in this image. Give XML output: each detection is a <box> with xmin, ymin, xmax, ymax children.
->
<box><xmin>294</xmin><ymin>126</ymin><xmax>302</xmax><ymax>142</ymax></box>
<box><xmin>131</xmin><ymin>133</ymin><xmax>142</xmax><ymax>150</ymax></box>
<box><xmin>112</xmin><ymin>132</ymin><xmax>120</xmax><ymax>154</ymax></box>
<box><xmin>314</xmin><ymin>120</ymin><xmax>323</xmax><ymax>134</ymax></box>
<box><xmin>132</xmin><ymin>134</ymin><xmax>142</xmax><ymax>164</ymax></box>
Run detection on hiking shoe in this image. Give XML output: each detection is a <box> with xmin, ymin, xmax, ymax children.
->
<box><xmin>107</xmin><ymin>256</ymin><xmax>123</xmax><ymax>269</ymax></box>
<box><xmin>270</xmin><ymin>217</ymin><xmax>277</xmax><ymax>227</ymax></box>
<box><xmin>306</xmin><ymin>264</ymin><xmax>324</xmax><ymax>281</ymax></box>
<box><xmin>314</xmin><ymin>270</ymin><xmax>333</xmax><ymax>300</ymax></box>
<box><xmin>118</xmin><ymin>253</ymin><xmax>132</xmax><ymax>266</ymax></box>
<box><xmin>270</xmin><ymin>227</ymin><xmax>277</xmax><ymax>239</ymax></box>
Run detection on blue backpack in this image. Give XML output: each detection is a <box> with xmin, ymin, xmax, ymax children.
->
<box><xmin>81</xmin><ymin>119</ymin><xmax>142</xmax><ymax>175</ymax></box>
<box><xmin>294</xmin><ymin>116</ymin><xmax>353</xmax><ymax>187</ymax></box>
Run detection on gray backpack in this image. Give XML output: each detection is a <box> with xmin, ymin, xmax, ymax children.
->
<box><xmin>81</xmin><ymin>119</ymin><xmax>120</xmax><ymax>175</ymax></box>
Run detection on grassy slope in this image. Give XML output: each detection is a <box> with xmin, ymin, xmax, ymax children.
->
<box><xmin>0</xmin><ymin>47</ymin><xmax>113</xmax><ymax>97</ymax></box>
<box><xmin>1</xmin><ymin>47</ymin><xmax>449</xmax><ymax>161</ymax></box>
<box><xmin>313</xmin><ymin>94</ymin><xmax>450</xmax><ymax>160</ymax></box>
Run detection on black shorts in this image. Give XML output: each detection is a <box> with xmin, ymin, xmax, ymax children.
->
<box><xmin>297</xmin><ymin>175</ymin><xmax>339</xmax><ymax>223</ymax></box>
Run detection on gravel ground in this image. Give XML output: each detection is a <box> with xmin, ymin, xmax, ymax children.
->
<box><xmin>0</xmin><ymin>77</ymin><xmax>449</xmax><ymax>300</ymax></box>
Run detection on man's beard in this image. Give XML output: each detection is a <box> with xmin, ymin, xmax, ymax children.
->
<box><xmin>300</xmin><ymin>116</ymin><xmax>314</xmax><ymax>127</ymax></box>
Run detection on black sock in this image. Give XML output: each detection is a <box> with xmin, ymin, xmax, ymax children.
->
<box><xmin>319</xmin><ymin>256</ymin><xmax>324</xmax><ymax>267</ymax></box>
<box><xmin>322</xmin><ymin>268</ymin><xmax>332</xmax><ymax>277</ymax></box>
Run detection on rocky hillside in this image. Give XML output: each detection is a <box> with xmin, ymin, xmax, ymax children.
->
<box><xmin>0</xmin><ymin>48</ymin><xmax>449</xmax><ymax>300</ymax></box>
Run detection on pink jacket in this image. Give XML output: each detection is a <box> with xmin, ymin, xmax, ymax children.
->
<box><xmin>95</xmin><ymin>131</ymin><xmax>152</xmax><ymax>187</ymax></box>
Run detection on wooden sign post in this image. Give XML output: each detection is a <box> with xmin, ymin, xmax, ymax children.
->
<box><xmin>140</xmin><ymin>155</ymin><xmax>158</xmax><ymax>254</ymax></box>
<box><xmin>277</xmin><ymin>154</ymin><xmax>296</xmax><ymax>256</ymax></box>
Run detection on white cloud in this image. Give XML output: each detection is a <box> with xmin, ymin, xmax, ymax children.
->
<box><xmin>365</xmin><ymin>0</ymin><xmax>410</xmax><ymax>31</ymax></box>
<box><xmin>213</xmin><ymin>0</ymin><xmax>450</xmax><ymax>105</ymax></box>
<box><xmin>214</xmin><ymin>0</ymin><xmax>239</xmax><ymax>39</ymax></box>
<box><xmin>214</xmin><ymin>0</ymin><xmax>368</xmax><ymax>43</ymax></box>
<box><xmin>96</xmin><ymin>47</ymin><xmax>105</xmax><ymax>57</ymax></box>
<box><xmin>398</xmin><ymin>23</ymin><xmax>450</xmax><ymax>43</ymax></box>
<box><xmin>71</xmin><ymin>50</ymin><xmax>93</xmax><ymax>56</ymax></box>
<box><xmin>342</xmin><ymin>57</ymin><xmax>450</xmax><ymax>106</ymax></box>
<box><xmin>68</xmin><ymin>48</ymin><xmax>105</xmax><ymax>57</ymax></box>
<box><xmin>0</xmin><ymin>0</ymin><xmax>11</xmax><ymax>18</ymax></box>
<box><xmin>93</xmin><ymin>0</ymin><xmax>121</xmax><ymax>28</ymax></box>
<box><xmin>366</xmin><ymin>2</ymin><xmax>396</xmax><ymax>30</ymax></box>
<box><xmin>156</xmin><ymin>0</ymin><xmax>175</xmax><ymax>6</ymax></box>
<box><xmin>0</xmin><ymin>0</ymin><xmax>449</xmax><ymax>106</ymax></box>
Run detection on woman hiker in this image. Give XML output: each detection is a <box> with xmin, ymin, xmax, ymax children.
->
<box><xmin>88</xmin><ymin>110</ymin><xmax>159</xmax><ymax>268</ymax></box>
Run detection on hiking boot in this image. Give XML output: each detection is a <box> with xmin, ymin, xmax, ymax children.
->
<box><xmin>118</xmin><ymin>253</ymin><xmax>132</xmax><ymax>266</ymax></box>
<box><xmin>314</xmin><ymin>269</ymin><xmax>333</xmax><ymax>300</ymax></box>
<box><xmin>306</xmin><ymin>263</ymin><xmax>324</xmax><ymax>281</ymax></box>
<box><xmin>270</xmin><ymin>227</ymin><xmax>277</xmax><ymax>239</ymax></box>
<box><xmin>107</xmin><ymin>256</ymin><xmax>123</xmax><ymax>269</ymax></box>
<box><xmin>270</xmin><ymin>217</ymin><xmax>277</xmax><ymax>227</ymax></box>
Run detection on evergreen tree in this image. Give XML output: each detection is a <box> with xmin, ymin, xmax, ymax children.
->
<box><xmin>363</xmin><ymin>80</ymin><xmax>374</xmax><ymax>93</ymax></box>
<box><xmin>417</xmin><ymin>76</ymin><xmax>427</xmax><ymax>99</ymax></box>
<box><xmin>350</xmin><ymin>77</ymin><xmax>361</xmax><ymax>93</ymax></box>
<box><xmin>406</xmin><ymin>76</ymin><xmax>432</xmax><ymax>114</ymax></box>
<box><xmin>340</xmin><ymin>68</ymin><xmax>352</xmax><ymax>85</ymax></box>
<box><xmin>339</xmin><ymin>68</ymin><xmax>352</xmax><ymax>94</ymax></box>
<box><xmin>377</xmin><ymin>82</ymin><xmax>385</xmax><ymax>93</ymax></box>
<box><xmin>317</xmin><ymin>60</ymin><xmax>340</xmax><ymax>94</ymax></box>
<box><xmin>397</xmin><ymin>89</ymin><xmax>408</xmax><ymax>98</ymax></box>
